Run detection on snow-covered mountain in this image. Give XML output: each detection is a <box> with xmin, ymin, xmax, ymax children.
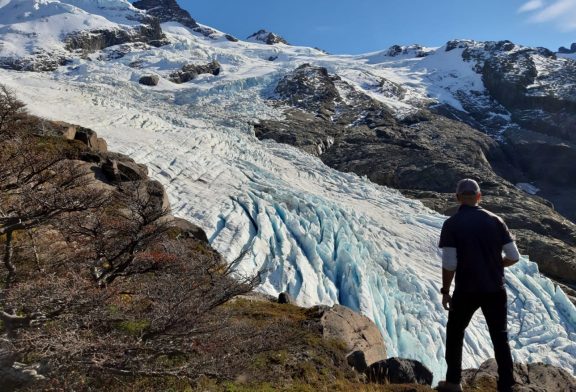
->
<box><xmin>1</xmin><ymin>0</ymin><xmax>576</xmax><ymax>383</ymax></box>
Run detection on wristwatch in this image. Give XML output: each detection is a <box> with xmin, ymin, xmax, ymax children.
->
<box><xmin>440</xmin><ymin>287</ymin><xmax>450</xmax><ymax>295</ymax></box>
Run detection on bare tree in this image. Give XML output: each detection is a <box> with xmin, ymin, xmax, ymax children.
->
<box><xmin>0</xmin><ymin>85</ymin><xmax>26</xmax><ymax>136</ymax></box>
<box><xmin>0</xmin><ymin>135</ymin><xmax>108</xmax><ymax>288</ymax></box>
<box><xmin>0</xmin><ymin>85</ymin><xmax>261</xmax><ymax>390</ymax></box>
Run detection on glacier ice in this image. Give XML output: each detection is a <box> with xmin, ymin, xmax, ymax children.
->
<box><xmin>0</xmin><ymin>21</ymin><xmax>575</xmax><ymax>384</ymax></box>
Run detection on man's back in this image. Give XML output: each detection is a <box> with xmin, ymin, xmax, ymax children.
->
<box><xmin>439</xmin><ymin>205</ymin><xmax>513</xmax><ymax>293</ymax></box>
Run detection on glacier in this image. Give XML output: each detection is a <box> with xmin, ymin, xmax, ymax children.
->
<box><xmin>1</xmin><ymin>1</ymin><xmax>576</xmax><ymax>383</ymax></box>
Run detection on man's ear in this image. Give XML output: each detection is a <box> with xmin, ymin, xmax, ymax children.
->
<box><xmin>456</xmin><ymin>193</ymin><xmax>461</xmax><ymax>203</ymax></box>
<box><xmin>476</xmin><ymin>193</ymin><xmax>482</xmax><ymax>203</ymax></box>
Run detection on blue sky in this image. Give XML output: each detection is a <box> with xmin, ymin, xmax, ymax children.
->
<box><xmin>176</xmin><ymin>0</ymin><xmax>576</xmax><ymax>54</ymax></box>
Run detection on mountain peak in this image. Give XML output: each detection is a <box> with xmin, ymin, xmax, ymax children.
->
<box><xmin>132</xmin><ymin>0</ymin><xmax>198</xmax><ymax>29</ymax></box>
<box><xmin>247</xmin><ymin>29</ymin><xmax>289</xmax><ymax>45</ymax></box>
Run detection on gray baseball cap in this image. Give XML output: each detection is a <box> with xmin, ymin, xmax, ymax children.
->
<box><xmin>456</xmin><ymin>178</ymin><xmax>480</xmax><ymax>195</ymax></box>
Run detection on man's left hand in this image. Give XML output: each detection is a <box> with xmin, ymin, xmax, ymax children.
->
<box><xmin>442</xmin><ymin>294</ymin><xmax>452</xmax><ymax>311</ymax></box>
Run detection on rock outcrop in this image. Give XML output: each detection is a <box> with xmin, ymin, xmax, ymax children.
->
<box><xmin>0</xmin><ymin>53</ymin><xmax>70</xmax><ymax>72</ymax></box>
<box><xmin>247</xmin><ymin>29</ymin><xmax>289</xmax><ymax>45</ymax></box>
<box><xmin>64</xmin><ymin>17</ymin><xmax>168</xmax><ymax>53</ymax></box>
<box><xmin>169</xmin><ymin>60</ymin><xmax>221</xmax><ymax>83</ymax></box>
<box><xmin>558</xmin><ymin>43</ymin><xmax>576</xmax><ymax>54</ymax></box>
<box><xmin>306</xmin><ymin>305</ymin><xmax>387</xmax><ymax>369</ymax></box>
<box><xmin>463</xmin><ymin>358</ymin><xmax>576</xmax><ymax>392</ymax></box>
<box><xmin>386</xmin><ymin>44</ymin><xmax>429</xmax><ymax>57</ymax></box>
<box><xmin>132</xmin><ymin>0</ymin><xmax>219</xmax><ymax>38</ymax></box>
<box><xmin>133</xmin><ymin>0</ymin><xmax>199</xmax><ymax>29</ymax></box>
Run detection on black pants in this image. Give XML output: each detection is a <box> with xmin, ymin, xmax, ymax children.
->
<box><xmin>445</xmin><ymin>289</ymin><xmax>515</xmax><ymax>391</ymax></box>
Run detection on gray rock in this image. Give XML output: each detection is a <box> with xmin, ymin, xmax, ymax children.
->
<box><xmin>169</xmin><ymin>60</ymin><xmax>221</xmax><ymax>84</ymax></box>
<box><xmin>139</xmin><ymin>75</ymin><xmax>160</xmax><ymax>86</ymax></box>
<box><xmin>366</xmin><ymin>357</ymin><xmax>433</xmax><ymax>385</ymax></box>
<box><xmin>462</xmin><ymin>358</ymin><xmax>576</xmax><ymax>392</ymax></box>
<box><xmin>306</xmin><ymin>304</ymin><xmax>387</xmax><ymax>367</ymax></box>
<box><xmin>277</xmin><ymin>292</ymin><xmax>294</xmax><ymax>304</ymax></box>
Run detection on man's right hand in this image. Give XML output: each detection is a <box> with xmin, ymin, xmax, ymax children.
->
<box><xmin>442</xmin><ymin>294</ymin><xmax>452</xmax><ymax>311</ymax></box>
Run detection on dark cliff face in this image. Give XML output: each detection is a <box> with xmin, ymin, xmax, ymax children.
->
<box><xmin>132</xmin><ymin>0</ymin><xmax>199</xmax><ymax>29</ymax></box>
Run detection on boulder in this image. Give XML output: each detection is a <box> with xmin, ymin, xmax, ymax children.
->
<box><xmin>277</xmin><ymin>291</ymin><xmax>294</xmax><ymax>304</ymax></box>
<box><xmin>168</xmin><ymin>217</ymin><xmax>209</xmax><ymax>243</ymax></box>
<box><xmin>306</xmin><ymin>304</ymin><xmax>386</xmax><ymax>367</ymax></box>
<box><xmin>143</xmin><ymin>179</ymin><xmax>171</xmax><ymax>213</ymax></box>
<box><xmin>0</xmin><ymin>348</ymin><xmax>44</xmax><ymax>392</ymax></box>
<box><xmin>347</xmin><ymin>350</ymin><xmax>369</xmax><ymax>373</ymax></box>
<box><xmin>462</xmin><ymin>358</ymin><xmax>576</xmax><ymax>392</ymax></box>
<box><xmin>102</xmin><ymin>157</ymin><xmax>149</xmax><ymax>183</ymax></box>
<box><xmin>366</xmin><ymin>357</ymin><xmax>433</xmax><ymax>386</ymax></box>
<box><xmin>169</xmin><ymin>60</ymin><xmax>221</xmax><ymax>84</ymax></box>
<box><xmin>139</xmin><ymin>75</ymin><xmax>160</xmax><ymax>86</ymax></box>
<box><xmin>72</xmin><ymin>127</ymin><xmax>107</xmax><ymax>153</ymax></box>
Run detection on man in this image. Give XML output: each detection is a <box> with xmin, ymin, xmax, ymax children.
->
<box><xmin>437</xmin><ymin>179</ymin><xmax>520</xmax><ymax>392</ymax></box>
